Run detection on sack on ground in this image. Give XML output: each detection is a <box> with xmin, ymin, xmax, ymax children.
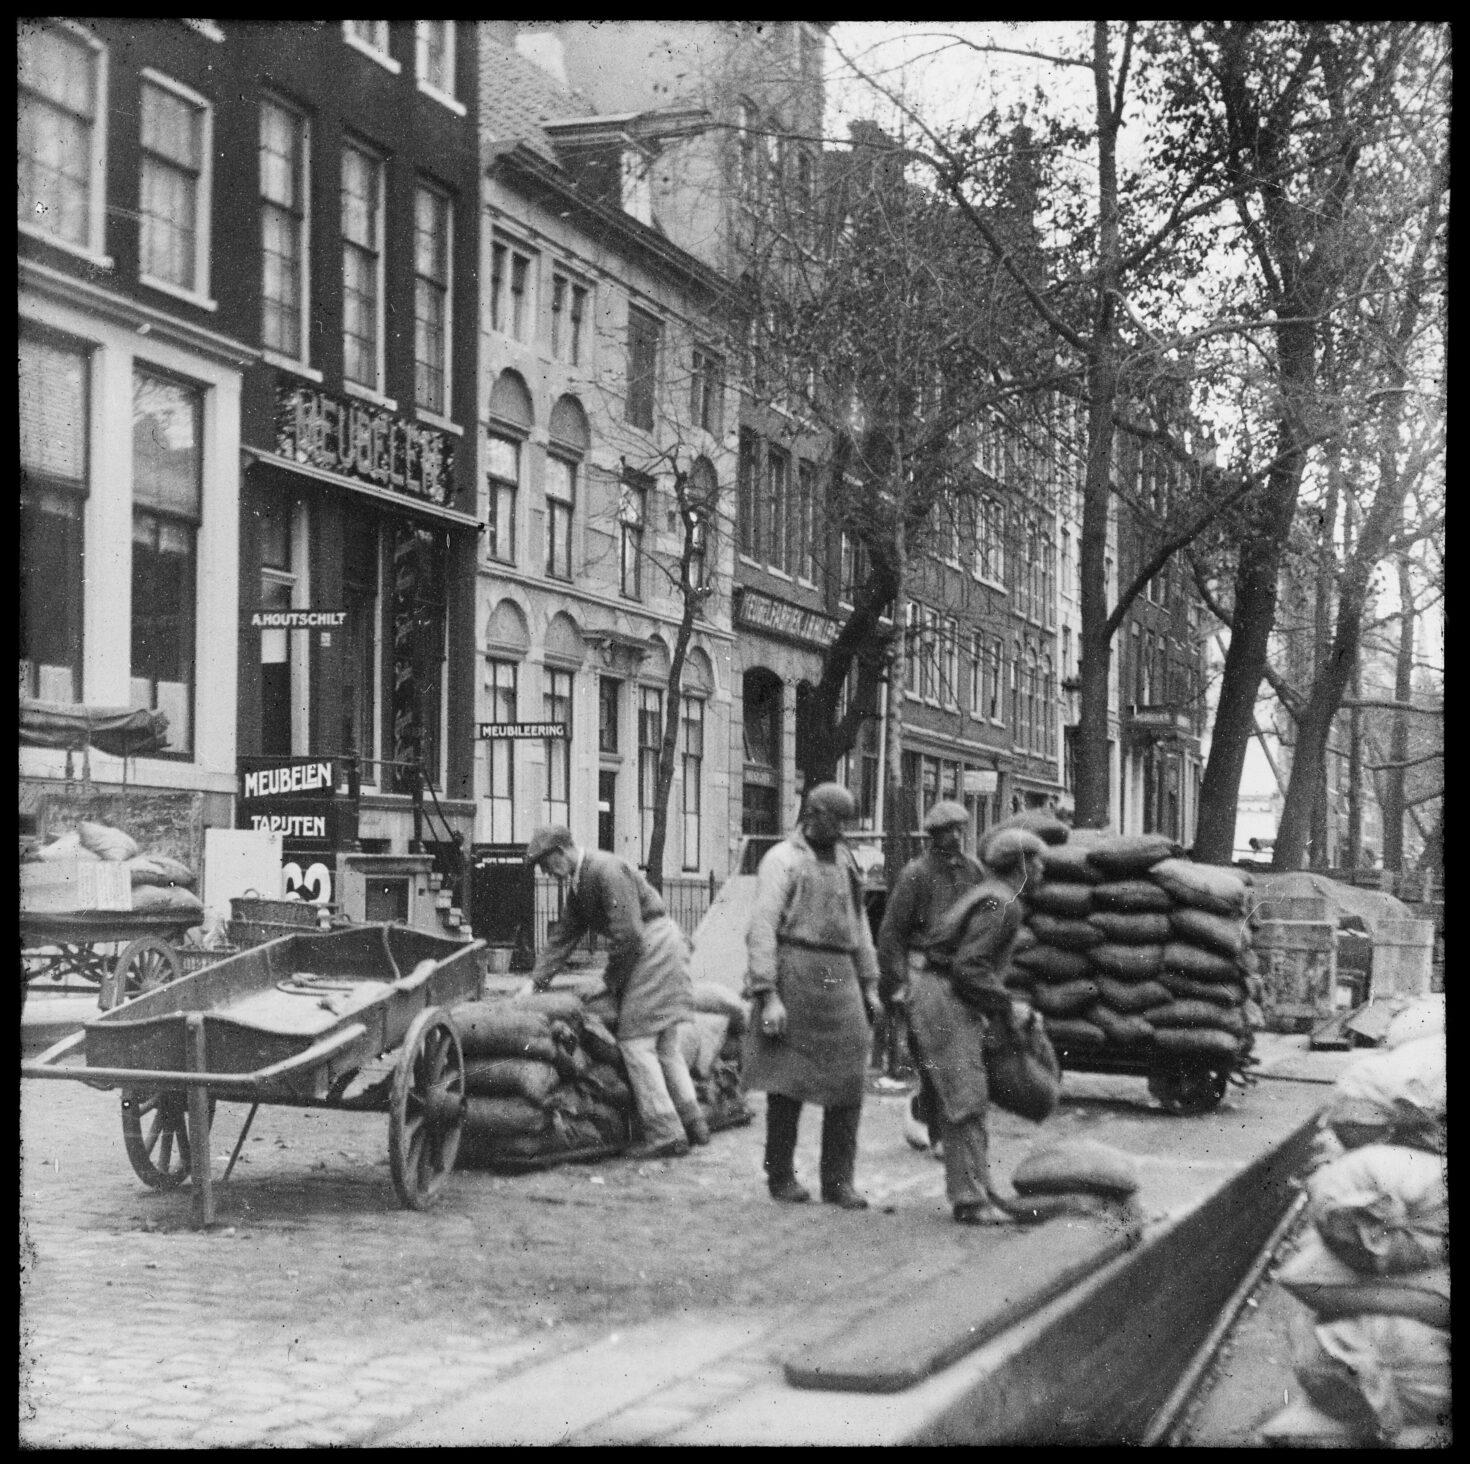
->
<box><xmin>1161</xmin><ymin>941</ymin><xmax>1241</xmax><ymax>983</ymax></box>
<box><xmin>1025</xmin><ymin>883</ymin><xmax>1095</xmax><ymax>918</ymax></box>
<box><xmin>1322</xmin><ymin>1037</ymin><xmax>1445</xmax><ymax>1153</ymax></box>
<box><xmin>1093</xmin><ymin>976</ymin><xmax>1173</xmax><ymax>1013</ymax></box>
<box><xmin>1012</xmin><ymin>943</ymin><xmax>1093</xmax><ymax>981</ymax></box>
<box><xmin>1089</xmin><ymin>879</ymin><xmax>1175</xmax><ymax>914</ymax></box>
<box><xmin>1083</xmin><ymin>833</ymin><xmax>1181</xmax><ymax>879</ymax></box>
<box><xmin>462</xmin><ymin>1055</ymin><xmax>561</xmax><ymax>1105</ymax></box>
<box><xmin>1028</xmin><ymin>977</ymin><xmax>1101</xmax><ymax>1017</ymax></box>
<box><xmin>1088</xmin><ymin>942</ymin><xmax>1165</xmax><ymax>979</ymax></box>
<box><xmin>1087</xmin><ymin>1003</ymin><xmax>1156</xmax><ymax>1048</ymax></box>
<box><xmin>1291</xmin><ymin>1308</ymin><xmax>1450</xmax><ymax>1442</ymax></box>
<box><xmin>1041</xmin><ymin>1016</ymin><xmax>1106</xmax><ymax>1049</ymax></box>
<box><xmin>1039</xmin><ymin>844</ymin><xmax>1102</xmax><ymax>884</ymax></box>
<box><xmin>1086</xmin><ymin>910</ymin><xmax>1171</xmax><ymax>944</ymax></box>
<box><xmin>1028</xmin><ymin>913</ymin><xmax>1104</xmax><ymax>951</ymax></box>
<box><xmin>1148</xmin><ymin>858</ymin><xmax>1248</xmax><ymax>916</ymax></box>
<box><xmin>455</xmin><ymin>1003</ymin><xmax>559</xmax><ymax>1063</ymax></box>
<box><xmin>1168</xmin><ymin>906</ymin><xmax>1248</xmax><ymax>957</ymax></box>
<box><xmin>982</xmin><ymin>1005</ymin><xmax>1060</xmax><ymax>1123</ymax></box>
<box><xmin>1307</xmin><ymin>1143</ymin><xmax>1447</xmax><ymax>1276</ymax></box>
<box><xmin>1277</xmin><ymin>1230</ymin><xmax>1450</xmax><ymax>1329</ymax></box>
<box><xmin>1012</xmin><ymin>1137</ymin><xmax>1141</xmax><ymax>1197</ymax></box>
<box><xmin>1152</xmin><ymin>1026</ymin><xmax>1243</xmax><ymax>1059</ymax></box>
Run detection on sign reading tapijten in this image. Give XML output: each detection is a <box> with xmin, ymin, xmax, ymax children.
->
<box><xmin>477</xmin><ymin>722</ymin><xmax>569</xmax><ymax>740</ymax></box>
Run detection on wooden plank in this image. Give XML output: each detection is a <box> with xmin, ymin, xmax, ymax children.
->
<box><xmin>186</xmin><ymin>1014</ymin><xmax>215</xmax><ymax>1228</ymax></box>
<box><xmin>784</xmin><ymin>1218</ymin><xmax>1139</xmax><ymax>1394</ymax></box>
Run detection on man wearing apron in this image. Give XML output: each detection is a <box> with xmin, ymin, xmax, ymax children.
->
<box><xmin>742</xmin><ymin>784</ymin><xmax>880</xmax><ymax>1209</ymax></box>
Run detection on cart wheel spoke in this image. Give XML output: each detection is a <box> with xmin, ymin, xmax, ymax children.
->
<box><xmin>121</xmin><ymin>1089</ymin><xmax>214</xmax><ymax>1190</ymax></box>
<box><xmin>389</xmin><ymin>1008</ymin><xmax>465</xmax><ymax>1211</ymax></box>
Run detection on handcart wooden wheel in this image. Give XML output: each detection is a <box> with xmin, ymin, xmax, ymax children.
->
<box><xmin>388</xmin><ymin>1005</ymin><xmax>467</xmax><ymax>1210</ymax></box>
<box><xmin>120</xmin><ymin>1087</ymin><xmax>217</xmax><ymax>1189</ymax></box>
<box><xmin>1146</xmin><ymin>1060</ymin><xmax>1231</xmax><ymax>1116</ymax></box>
<box><xmin>112</xmin><ymin>937</ymin><xmax>184</xmax><ymax>1006</ymax></box>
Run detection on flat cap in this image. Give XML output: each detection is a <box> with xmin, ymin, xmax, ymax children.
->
<box><xmin>982</xmin><ymin>827</ymin><xmax>1046</xmax><ymax>874</ymax></box>
<box><xmin>803</xmin><ymin>783</ymin><xmax>857</xmax><ymax>819</ymax></box>
<box><xmin>923</xmin><ymin>800</ymin><xmax>970</xmax><ymax>833</ymax></box>
<box><xmin>525</xmin><ymin>825</ymin><xmax>574</xmax><ymax>866</ymax></box>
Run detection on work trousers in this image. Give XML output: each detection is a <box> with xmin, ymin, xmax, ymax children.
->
<box><xmin>763</xmin><ymin>1092</ymin><xmax>862</xmax><ymax>1194</ymax></box>
<box><xmin>620</xmin><ymin>1023</ymin><xmax>701</xmax><ymax>1147</ymax></box>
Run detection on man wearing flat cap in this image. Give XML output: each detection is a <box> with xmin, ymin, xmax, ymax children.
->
<box><xmin>907</xmin><ymin>826</ymin><xmax>1048</xmax><ymax>1225</ymax></box>
<box><xmin>523</xmin><ymin>825</ymin><xmax>703</xmax><ymax>1160</ymax></box>
<box><xmin>742</xmin><ymin>783</ymin><xmax>881</xmax><ymax>1209</ymax></box>
<box><xmin>877</xmin><ymin>800</ymin><xmax>986</xmax><ymax>1150</ymax></box>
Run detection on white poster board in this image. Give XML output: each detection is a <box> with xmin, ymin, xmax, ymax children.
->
<box><xmin>202</xmin><ymin>828</ymin><xmax>285</xmax><ymax>922</ymax></box>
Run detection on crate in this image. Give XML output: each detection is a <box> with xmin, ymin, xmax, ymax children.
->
<box><xmin>230</xmin><ymin>893</ymin><xmax>320</xmax><ymax>927</ymax></box>
<box><xmin>21</xmin><ymin>860</ymin><xmax>133</xmax><ymax>914</ymax></box>
<box><xmin>176</xmin><ymin>944</ymin><xmax>239</xmax><ymax>975</ymax></box>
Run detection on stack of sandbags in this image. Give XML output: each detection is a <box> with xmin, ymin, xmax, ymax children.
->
<box><xmin>27</xmin><ymin>820</ymin><xmax>204</xmax><ymax>918</ymax></box>
<box><xmin>1261</xmin><ymin>1035</ymin><xmax>1449</xmax><ymax>1447</ymax></box>
<box><xmin>1007</xmin><ymin>832</ymin><xmax>1263</xmax><ymax>1067</ymax></box>
<box><xmin>455</xmin><ymin>980</ymin><xmax>750</xmax><ymax>1171</ymax></box>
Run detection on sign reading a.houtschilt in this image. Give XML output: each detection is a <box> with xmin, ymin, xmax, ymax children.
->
<box><xmin>236</xmin><ymin>755</ymin><xmax>349</xmax><ymax>850</ymax></box>
<box><xmin>249</xmin><ymin>608</ymin><xmax>348</xmax><ymax>630</ymax></box>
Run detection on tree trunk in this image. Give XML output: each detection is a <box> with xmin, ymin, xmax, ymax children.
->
<box><xmin>1381</xmin><ymin>552</ymin><xmax>1415</xmax><ymax>871</ymax></box>
<box><xmin>883</xmin><ymin>525</ymin><xmax>910</xmax><ymax>832</ymax></box>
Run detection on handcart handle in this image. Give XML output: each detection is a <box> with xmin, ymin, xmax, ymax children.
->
<box><xmin>393</xmin><ymin>959</ymin><xmax>441</xmax><ymax>994</ymax></box>
<box><xmin>20</xmin><ymin>1028</ymin><xmax>88</xmax><ymax>1076</ymax></box>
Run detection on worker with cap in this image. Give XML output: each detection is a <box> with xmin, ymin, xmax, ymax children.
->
<box><xmin>876</xmin><ymin>800</ymin><xmax>986</xmax><ymax>1154</ymax></box>
<box><xmin>523</xmin><ymin>825</ymin><xmax>705</xmax><ymax>1160</ymax></box>
<box><xmin>742</xmin><ymin>782</ymin><xmax>881</xmax><ymax>1209</ymax></box>
<box><xmin>908</xmin><ymin>826</ymin><xmax>1049</xmax><ymax>1225</ymax></box>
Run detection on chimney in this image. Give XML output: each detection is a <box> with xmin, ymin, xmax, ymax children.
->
<box><xmin>515</xmin><ymin>30</ymin><xmax>568</xmax><ymax>90</ymax></box>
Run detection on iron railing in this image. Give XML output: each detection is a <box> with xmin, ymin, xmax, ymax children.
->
<box><xmin>532</xmin><ymin>871</ymin><xmax>716</xmax><ymax>956</ymax></box>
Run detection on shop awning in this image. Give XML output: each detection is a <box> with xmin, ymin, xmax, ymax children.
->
<box><xmin>20</xmin><ymin>700</ymin><xmax>170</xmax><ymax>757</ymax></box>
<box><xmin>245</xmin><ymin>449</ymin><xmax>483</xmax><ymax>530</ymax></box>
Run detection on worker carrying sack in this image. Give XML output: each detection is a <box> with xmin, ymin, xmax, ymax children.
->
<box><xmin>982</xmin><ymin>1001</ymin><xmax>1061</xmax><ymax>1123</ymax></box>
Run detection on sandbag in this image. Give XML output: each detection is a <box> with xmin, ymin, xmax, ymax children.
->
<box><xmin>986</xmin><ymin>810</ymin><xmax>1071</xmax><ymax>847</ymax></box>
<box><xmin>462</xmin><ymin>1055</ymin><xmax>561</xmax><ymax>1105</ymax></box>
<box><xmin>35</xmin><ymin>831</ymin><xmax>100</xmax><ymax>862</ymax></box>
<box><xmin>77</xmin><ymin>820</ymin><xmax>139</xmax><ymax>861</ymax></box>
<box><xmin>578</xmin><ymin>1012</ymin><xmax>623</xmax><ymax>1067</ymax></box>
<box><xmin>1093</xmin><ymin>976</ymin><xmax>1173</xmax><ymax>1013</ymax></box>
<box><xmin>1152</xmin><ymin>1026</ymin><xmax>1243</xmax><ymax>1059</ymax></box>
<box><xmin>1089</xmin><ymin>879</ymin><xmax>1175</xmax><ymax>914</ymax></box>
<box><xmin>1150</xmin><ymin>998</ymin><xmax>1245</xmax><ymax>1034</ymax></box>
<box><xmin>1086</xmin><ymin>910</ymin><xmax>1171</xmax><ymax>944</ymax></box>
<box><xmin>1003</xmin><ymin>966</ymin><xmax>1036</xmax><ymax>993</ymax></box>
<box><xmin>1291</xmin><ymin>1309</ymin><xmax>1451</xmax><ymax>1442</ymax></box>
<box><xmin>123</xmin><ymin>854</ymin><xmax>197</xmax><ymax>889</ymax></box>
<box><xmin>510</xmin><ymin>990</ymin><xmax>586</xmax><ymax>1027</ymax></box>
<box><xmin>1168</xmin><ymin>906</ymin><xmax>1247</xmax><ymax>957</ymax></box>
<box><xmin>1012</xmin><ymin>1138</ymin><xmax>1141</xmax><ymax>1197</ymax></box>
<box><xmin>1024</xmin><ymin>883</ymin><xmax>1095</xmax><ymax>918</ymax></box>
<box><xmin>981</xmin><ymin>1004</ymin><xmax>1060</xmax><ymax>1123</ymax></box>
<box><xmin>1027</xmin><ymin>913</ymin><xmax>1103</xmax><ymax>951</ymax></box>
<box><xmin>130</xmin><ymin>884</ymin><xmax>205</xmax><ymax>915</ymax></box>
<box><xmin>1038</xmin><ymin>844</ymin><xmax>1101</xmax><ymax>884</ymax></box>
<box><xmin>577</xmin><ymin>1059</ymin><xmax>634</xmax><ymax>1109</ymax></box>
<box><xmin>1161</xmin><ymin>941</ymin><xmax>1241</xmax><ymax>983</ymax></box>
<box><xmin>1088</xmin><ymin>942</ymin><xmax>1165</xmax><ymax>980</ymax></box>
<box><xmin>1148</xmin><ymin>858</ymin><xmax>1248</xmax><ymax>916</ymax></box>
<box><xmin>1086</xmin><ymin>1003</ymin><xmax>1156</xmax><ymax>1048</ymax></box>
<box><xmin>1322</xmin><ymin>1037</ymin><xmax>1446</xmax><ymax>1154</ymax></box>
<box><xmin>461</xmin><ymin>1093</ymin><xmax>553</xmax><ymax>1139</ymax></box>
<box><xmin>679</xmin><ymin>1011</ymin><xmax>732</xmax><ymax>1080</ymax></box>
<box><xmin>1307</xmin><ymin>1143</ymin><xmax>1447</xmax><ymax>1276</ymax></box>
<box><xmin>1237</xmin><ymin>946</ymin><xmax>1261</xmax><ymax>976</ymax></box>
<box><xmin>1028</xmin><ymin>977</ymin><xmax>1101</xmax><ymax>1017</ymax></box>
<box><xmin>455</xmin><ymin>1003</ymin><xmax>559</xmax><ymax>1063</ymax></box>
<box><xmin>1040</xmin><ymin>1016</ymin><xmax>1106</xmax><ymax>1049</ymax></box>
<box><xmin>1384</xmin><ymin>997</ymin><xmax>1444</xmax><ymax>1050</ymax></box>
<box><xmin>1011</xmin><ymin>924</ymin><xmax>1038</xmax><ymax>955</ymax></box>
<box><xmin>1083</xmin><ymin>833</ymin><xmax>1181</xmax><ymax>878</ymax></box>
<box><xmin>1157</xmin><ymin>971</ymin><xmax>1244</xmax><ymax>1007</ymax></box>
<box><xmin>1277</xmin><ymin>1230</ymin><xmax>1450</xmax><ymax>1329</ymax></box>
<box><xmin>1012</xmin><ymin>944</ymin><xmax>1093</xmax><ymax>982</ymax></box>
<box><xmin>692</xmin><ymin>980</ymin><xmax>749</xmax><ymax>1035</ymax></box>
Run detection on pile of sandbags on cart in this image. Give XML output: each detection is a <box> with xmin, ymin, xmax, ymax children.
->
<box><xmin>454</xmin><ymin>982</ymin><xmax>751</xmax><ymax>1172</ymax></box>
<box><xmin>1261</xmin><ymin>1029</ymin><xmax>1449</xmax><ymax>1447</ymax></box>
<box><xmin>1005</xmin><ymin>830</ymin><xmax>1265</xmax><ymax>1066</ymax></box>
<box><xmin>22</xmin><ymin>820</ymin><xmax>204</xmax><ymax>919</ymax></box>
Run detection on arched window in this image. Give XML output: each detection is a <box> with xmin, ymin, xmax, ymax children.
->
<box><xmin>482</xmin><ymin>598</ymin><xmax>529</xmax><ymax>840</ymax></box>
<box><xmin>546</xmin><ymin>395</ymin><xmax>588</xmax><ymax>582</ymax></box>
<box><xmin>486</xmin><ymin>370</ymin><xmax>533</xmax><ymax>567</ymax></box>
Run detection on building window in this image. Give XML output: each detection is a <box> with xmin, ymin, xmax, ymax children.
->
<box><xmin>738</xmin><ymin>428</ymin><xmax>760</xmax><ymax>559</ymax></box>
<box><xmin>490</xmin><ymin>238</ymin><xmax>533</xmax><ymax>341</ymax></box>
<box><xmin>598</xmin><ymin>676</ymin><xmax>621</xmax><ymax>755</ymax></box>
<box><xmin>626</xmin><ymin>306</ymin><xmax>660</xmax><ymax>430</ymax></box>
<box><xmin>255</xmin><ymin>493</ymin><xmax>300</xmax><ymax>759</ymax></box>
<box><xmin>691</xmin><ymin>347</ymin><xmax>724</xmax><ymax>435</ymax></box>
<box><xmin>638</xmin><ymin>686</ymin><xmax>663</xmax><ymax>864</ymax></box>
<box><xmin>619</xmin><ymin>473</ymin><xmax>648</xmax><ymax>600</ymax></box>
<box><xmin>388</xmin><ymin>522</ymin><xmax>449</xmax><ymax>792</ymax></box>
<box><xmin>543</xmin><ymin>668</ymin><xmax>573</xmax><ymax>828</ymax></box>
<box><xmin>794</xmin><ymin>460</ymin><xmax>816</xmax><ymax>582</ymax></box>
<box><xmin>681</xmin><ymin>695</ymin><xmax>704</xmax><ymax>870</ymax></box>
<box><xmin>737</xmin><ymin>98</ymin><xmax>760</xmax><ymax>206</ymax></box>
<box><xmin>485</xmin><ymin>658</ymin><xmax>517</xmax><ymax>840</ymax></box>
<box><xmin>1045</xmin><ymin>654</ymin><xmax>1058</xmax><ymax>759</ymax></box>
<box><xmin>485</xmin><ymin>433</ymin><xmax>519</xmax><ymax>566</ymax></box>
<box><xmin>18</xmin><ymin>21</ymin><xmax>107</xmax><ymax>257</ymax></box>
<box><xmin>415</xmin><ymin>20</ymin><xmax>455</xmax><ymax>98</ymax></box>
<box><xmin>341</xmin><ymin>507</ymin><xmax>380</xmax><ymax>782</ymax></box>
<box><xmin>988</xmin><ymin>639</ymin><xmax>1004</xmax><ymax>723</ymax></box>
<box><xmin>413</xmin><ymin>182</ymin><xmax>451</xmax><ymax>414</ymax></box>
<box><xmin>131</xmin><ymin>369</ymin><xmax>201</xmax><ymax>755</ymax></box>
<box><xmin>767</xmin><ymin>445</ymin><xmax>790</xmax><ymax>573</ymax></box>
<box><xmin>19</xmin><ymin>335</ymin><xmax>88</xmax><ymax>703</ymax></box>
<box><xmin>968</xmin><ymin>634</ymin><xmax>983</xmax><ymax>718</ymax></box>
<box><xmin>551</xmin><ymin>271</ymin><xmax>589</xmax><ymax>365</ymax></box>
<box><xmin>942</xmin><ymin>617</ymin><xmax>959</xmax><ymax>706</ymax></box>
<box><xmin>139</xmin><ymin>74</ymin><xmax>210</xmax><ymax>298</ymax></box>
<box><xmin>343</xmin><ymin>20</ymin><xmax>398</xmax><ymax>71</ymax></box>
<box><xmin>545</xmin><ymin>455</ymin><xmax>575</xmax><ymax>581</ymax></box>
<box><xmin>341</xmin><ymin>142</ymin><xmax>385</xmax><ymax>391</ymax></box>
<box><xmin>259</xmin><ymin>97</ymin><xmax>309</xmax><ymax>361</ymax></box>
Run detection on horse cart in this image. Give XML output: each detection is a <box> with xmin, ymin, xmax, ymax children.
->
<box><xmin>1050</xmin><ymin>1038</ymin><xmax>1257</xmax><ymax>1116</ymax></box>
<box><xmin>21</xmin><ymin>924</ymin><xmax>485</xmax><ymax>1226</ymax></box>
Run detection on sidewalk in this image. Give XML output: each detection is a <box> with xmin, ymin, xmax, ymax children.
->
<box><xmin>21</xmin><ymin>1027</ymin><xmax>1347</xmax><ymax>1447</ymax></box>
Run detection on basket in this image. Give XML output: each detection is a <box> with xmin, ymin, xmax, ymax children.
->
<box><xmin>176</xmin><ymin>944</ymin><xmax>239</xmax><ymax>975</ymax></box>
<box><xmin>229</xmin><ymin>918</ymin><xmax>314</xmax><ymax>949</ymax></box>
<box><xmin>230</xmin><ymin>892</ymin><xmax>320</xmax><ymax>927</ymax></box>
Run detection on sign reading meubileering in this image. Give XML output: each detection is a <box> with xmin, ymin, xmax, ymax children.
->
<box><xmin>249</xmin><ymin>608</ymin><xmax>348</xmax><ymax>630</ymax></box>
<box><xmin>476</xmin><ymin>722</ymin><xmax>569</xmax><ymax>740</ymax></box>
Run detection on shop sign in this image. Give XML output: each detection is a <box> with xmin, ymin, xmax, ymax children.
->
<box><xmin>249</xmin><ymin>608</ymin><xmax>348</xmax><ymax>630</ymax></box>
<box><xmin>735</xmin><ymin>587</ymin><xmax>841</xmax><ymax>648</ymax></box>
<box><xmin>275</xmin><ymin>383</ymin><xmax>455</xmax><ymax>506</ymax></box>
<box><xmin>476</xmin><ymin>722</ymin><xmax>569</xmax><ymax>740</ymax></box>
<box><xmin>237</xmin><ymin>755</ymin><xmax>347</xmax><ymax>849</ymax></box>
<box><xmin>964</xmin><ymin>769</ymin><xmax>999</xmax><ymax>795</ymax></box>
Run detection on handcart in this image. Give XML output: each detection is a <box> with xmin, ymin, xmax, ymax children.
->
<box><xmin>1050</xmin><ymin>1039</ymin><xmax>1257</xmax><ymax>1116</ymax></box>
<box><xmin>21</xmin><ymin>908</ymin><xmax>212</xmax><ymax>1009</ymax></box>
<box><xmin>22</xmin><ymin>923</ymin><xmax>486</xmax><ymax>1226</ymax></box>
